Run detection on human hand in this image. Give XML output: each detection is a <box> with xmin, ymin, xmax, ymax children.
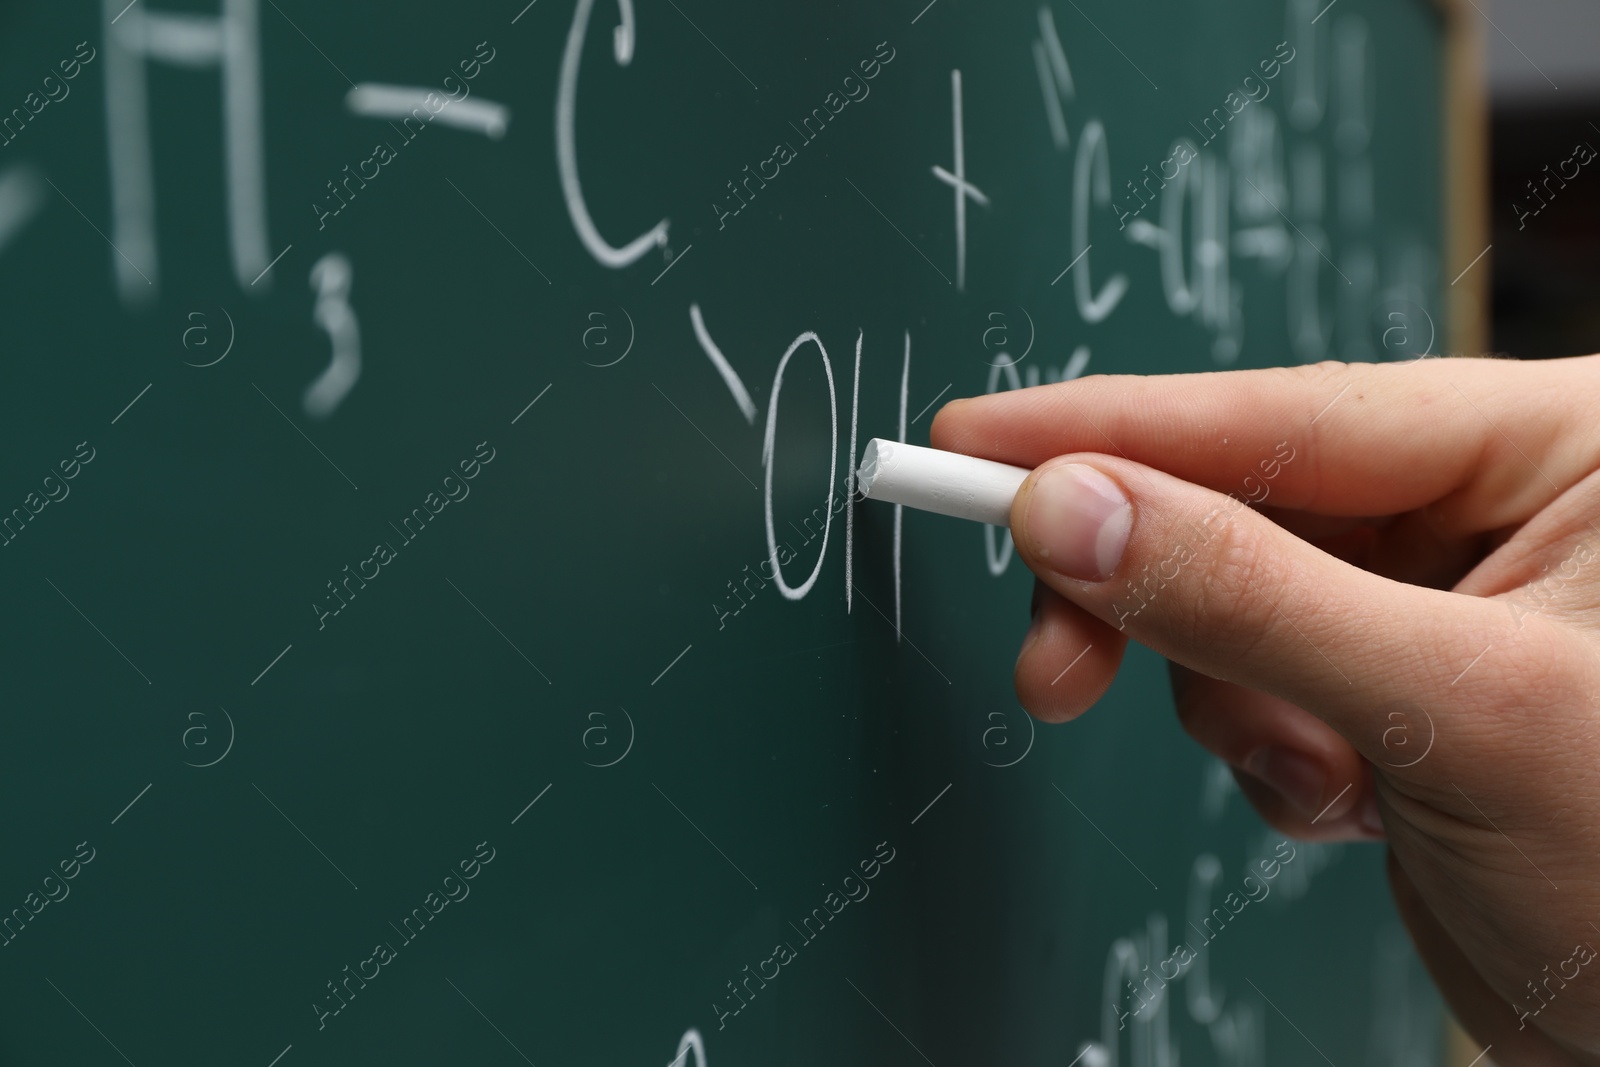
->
<box><xmin>931</xmin><ymin>356</ymin><xmax>1600</xmax><ymax>1063</ymax></box>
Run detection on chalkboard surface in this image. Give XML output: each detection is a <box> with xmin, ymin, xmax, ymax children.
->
<box><xmin>0</xmin><ymin>0</ymin><xmax>1450</xmax><ymax>1062</ymax></box>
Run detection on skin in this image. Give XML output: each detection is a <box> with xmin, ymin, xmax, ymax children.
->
<box><xmin>931</xmin><ymin>355</ymin><xmax>1600</xmax><ymax>1064</ymax></box>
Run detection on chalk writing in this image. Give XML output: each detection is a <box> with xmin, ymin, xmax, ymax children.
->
<box><xmin>557</xmin><ymin>0</ymin><xmax>669</xmax><ymax>267</ymax></box>
<box><xmin>303</xmin><ymin>254</ymin><xmax>361</xmax><ymax>419</ymax></box>
<box><xmin>1032</xmin><ymin>6</ymin><xmax>1074</xmax><ymax>150</ymax></box>
<box><xmin>103</xmin><ymin>0</ymin><xmax>266</xmax><ymax>299</ymax></box>
<box><xmin>931</xmin><ymin>69</ymin><xmax>989</xmax><ymax>291</ymax></box>
<box><xmin>762</xmin><ymin>333</ymin><xmax>838</xmax><ymax>601</ymax></box>
<box><xmin>319</xmin><ymin>42</ymin><xmax>498</xmax><ymax>230</ymax></box>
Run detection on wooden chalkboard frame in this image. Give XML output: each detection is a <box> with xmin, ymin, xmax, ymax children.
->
<box><xmin>1436</xmin><ymin>0</ymin><xmax>1490</xmax><ymax>357</ymax></box>
<box><xmin>1435</xmin><ymin>0</ymin><xmax>1493</xmax><ymax>1058</ymax></box>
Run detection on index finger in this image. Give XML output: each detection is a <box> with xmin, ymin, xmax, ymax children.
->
<box><xmin>930</xmin><ymin>356</ymin><xmax>1600</xmax><ymax>539</ymax></box>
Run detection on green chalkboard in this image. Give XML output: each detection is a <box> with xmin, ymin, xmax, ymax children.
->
<box><xmin>0</xmin><ymin>0</ymin><xmax>1449</xmax><ymax>1062</ymax></box>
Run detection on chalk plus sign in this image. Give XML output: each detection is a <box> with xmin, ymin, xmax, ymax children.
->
<box><xmin>931</xmin><ymin>69</ymin><xmax>989</xmax><ymax>292</ymax></box>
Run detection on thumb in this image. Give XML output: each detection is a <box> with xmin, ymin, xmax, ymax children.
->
<box><xmin>1008</xmin><ymin>454</ymin><xmax>1513</xmax><ymax>768</ymax></box>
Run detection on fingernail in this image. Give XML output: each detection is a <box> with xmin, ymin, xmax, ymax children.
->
<box><xmin>1023</xmin><ymin>464</ymin><xmax>1132</xmax><ymax>582</ymax></box>
<box><xmin>1244</xmin><ymin>747</ymin><xmax>1327</xmax><ymax>816</ymax></box>
<box><xmin>1358</xmin><ymin>791</ymin><xmax>1385</xmax><ymax>836</ymax></box>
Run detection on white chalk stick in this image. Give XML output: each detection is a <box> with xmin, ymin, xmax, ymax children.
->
<box><xmin>857</xmin><ymin>439</ymin><xmax>1030</xmax><ymax>526</ymax></box>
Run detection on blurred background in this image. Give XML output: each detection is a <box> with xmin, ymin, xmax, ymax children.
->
<box><xmin>1487</xmin><ymin>0</ymin><xmax>1600</xmax><ymax>359</ymax></box>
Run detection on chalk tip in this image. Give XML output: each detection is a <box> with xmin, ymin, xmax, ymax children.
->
<box><xmin>857</xmin><ymin>438</ymin><xmax>888</xmax><ymax>496</ymax></box>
